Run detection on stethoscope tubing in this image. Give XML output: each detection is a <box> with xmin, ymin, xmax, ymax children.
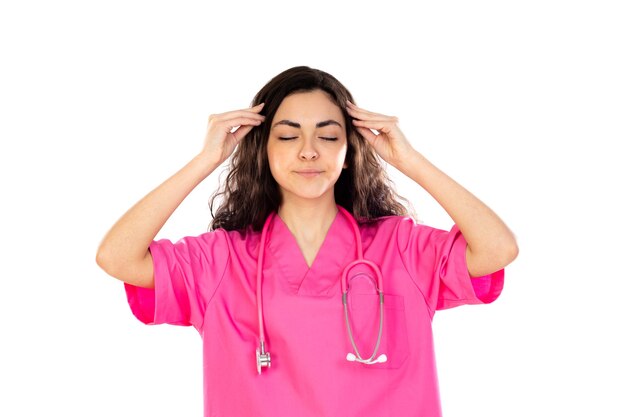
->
<box><xmin>256</xmin><ymin>205</ymin><xmax>386</xmax><ymax>372</ymax></box>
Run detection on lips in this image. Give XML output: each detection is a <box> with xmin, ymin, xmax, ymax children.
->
<box><xmin>295</xmin><ymin>170</ymin><xmax>323</xmax><ymax>178</ymax></box>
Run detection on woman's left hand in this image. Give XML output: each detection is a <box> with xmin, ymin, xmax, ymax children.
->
<box><xmin>346</xmin><ymin>100</ymin><xmax>415</xmax><ymax>167</ymax></box>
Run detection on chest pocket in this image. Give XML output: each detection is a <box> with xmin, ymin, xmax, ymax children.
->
<box><xmin>346</xmin><ymin>292</ymin><xmax>410</xmax><ymax>369</ymax></box>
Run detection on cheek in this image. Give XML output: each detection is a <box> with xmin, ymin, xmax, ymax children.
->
<box><xmin>335</xmin><ymin>145</ymin><xmax>348</xmax><ymax>165</ymax></box>
<box><xmin>267</xmin><ymin>146</ymin><xmax>285</xmax><ymax>176</ymax></box>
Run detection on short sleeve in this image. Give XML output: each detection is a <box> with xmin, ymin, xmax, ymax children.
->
<box><xmin>123</xmin><ymin>229</ymin><xmax>230</xmax><ymax>332</ymax></box>
<box><xmin>397</xmin><ymin>218</ymin><xmax>504</xmax><ymax>315</ymax></box>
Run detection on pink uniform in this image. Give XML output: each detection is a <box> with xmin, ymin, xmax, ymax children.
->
<box><xmin>125</xmin><ymin>212</ymin><xmax>504</xmax><ymax>416</ymax></box>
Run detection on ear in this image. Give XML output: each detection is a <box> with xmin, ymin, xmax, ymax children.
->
<box><xmin>343</xmin><ymin>162</ymin><xmax>348</xmax><ymax>169</ymax></box>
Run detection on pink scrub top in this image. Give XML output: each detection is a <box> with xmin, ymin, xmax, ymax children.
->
<box><xmin>124</xmin><ymin>212</ymin><xmax>504</xmax><ymax>417</ymax></box>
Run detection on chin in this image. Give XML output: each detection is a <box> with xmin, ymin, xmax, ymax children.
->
<box><xmin>281</xmin><ymin>187</ymin><xmax>334</xmax><ymax>202</ymax></box>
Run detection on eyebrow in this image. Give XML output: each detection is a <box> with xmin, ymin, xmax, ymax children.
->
<box><xmin>272</xmin><ymin>119</ymin><xmax>343</xmax><ymax>129</ymax></box>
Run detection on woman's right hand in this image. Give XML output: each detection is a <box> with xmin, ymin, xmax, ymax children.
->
<box><xmin>199</xmin><ymin>103</ymin><xmax>266</xmax><ymax>165</ymax></box>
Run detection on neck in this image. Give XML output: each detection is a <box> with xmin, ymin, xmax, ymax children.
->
<box><xmin>277</xmin><ymin>200</ymin><xmax>339</xmax><ymax>243</ymax></box>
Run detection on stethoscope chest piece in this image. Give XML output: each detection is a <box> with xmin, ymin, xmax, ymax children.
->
<box><xmin>256</xmin><ymin>341</ymin><xmax>271</xmax><ymax>374</ymax></box>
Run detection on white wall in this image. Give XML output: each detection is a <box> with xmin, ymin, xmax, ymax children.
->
<box><xmin>1</xmin><ymin>0</ymin><xmax>624</xmax><ymax>416</ymax></box>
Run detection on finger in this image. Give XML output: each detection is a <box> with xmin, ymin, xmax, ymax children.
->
<box><xmin>216</xmin><ymin>110</ymin><xmax>266</xmax><ymax>123</ymax></box>
<box><xmin>346</xmin><ymin>101</ymin><xmax>393</xmax><ymax>120</ymax></box>
<box><xmin>348</xmin><ymin>108</ymin><xmax>397</xmax><ymax>123</ymax></box>
<box><xmin>230</xmin><ymin>124</ymin><xmax>256</xmax><ymax>143</ymax></box>
<box><xmin>249</xmin><ymin>102</ymin><xmax>265</xmax><ymax>112</ymax></box>
<box><xmin>355</xmin><ymin>126</ymin><xmax>378</xmax><ymax>144</ymax></box>
<box><xmin>212</xmin><ymin>104</ymin><xmax>265</xmax><ymax>120</ymax></box>
<box><xmin>352</xmin><ymin>119</ymin><xmax>396</xmax><ymax>134</ymax></box>
<box><xmin>349</xmin><ymin>109</ymin><xmax>397</xmax><ymax>122</ymax></box>
<box><xmin>209</xmin><ymin>104</ymin><xmax>266</xmax><ymax>123</ymax></box>
<box><xmin>215</xmin><ymin>116</ymin><xmax>264</xmax><ymax>131</ymax></box>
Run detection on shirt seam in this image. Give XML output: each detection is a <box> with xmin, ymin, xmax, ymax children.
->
<box><xmin>395</xmin><ymin>218</ymin><xmax>436</xmax><ymax>320</ymax></box>
<box><xmin>199</xmin><ymin>229</ymin><xmax>231</xmax><ymax>330</ymax></box>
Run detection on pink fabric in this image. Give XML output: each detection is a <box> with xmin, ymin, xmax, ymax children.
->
<box><xmin>124</xmin><ymin>213</ymin><xmax>504</xmax><ymax>417</ymax></box>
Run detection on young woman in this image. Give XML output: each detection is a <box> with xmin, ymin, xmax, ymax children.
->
<box><xmin>96</xmin><ymin>66</ymin><xmax>518</xmax><ymax>416</ymax></box>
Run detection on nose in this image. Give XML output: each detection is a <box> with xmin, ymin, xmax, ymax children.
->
<box><xmin>299</xmin><ymin>137</ymin><xmax>319</xmax><ymax>160</ymax></box>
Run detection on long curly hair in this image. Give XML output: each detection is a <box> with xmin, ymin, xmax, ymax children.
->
<box><xmin>208</xmin><ymin>66</ymin><xmax>416</xmax><ymax>232</ymax></box>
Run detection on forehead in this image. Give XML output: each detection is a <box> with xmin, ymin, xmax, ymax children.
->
<box><xmin>273</xmin><ymin>90</ymin><xmax>344</xmax><ymax>124</ymax></box>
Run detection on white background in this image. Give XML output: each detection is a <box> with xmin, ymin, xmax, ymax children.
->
<box><xmin>1</xmin><ymin>0</ymin><xmax>624</xmax><ymax>416</ymax></box>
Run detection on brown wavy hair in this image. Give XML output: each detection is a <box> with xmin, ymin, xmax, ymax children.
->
<box><xmin>208</xmin><ymin>66</ymin><xmax>416</xmax><ymax>232</ymax></box>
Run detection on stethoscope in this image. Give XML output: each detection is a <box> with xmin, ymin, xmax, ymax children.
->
<box><xmin>255</xmin><ymin>204</ymin><xmax>387</xmax><ymax>374</ymax></box>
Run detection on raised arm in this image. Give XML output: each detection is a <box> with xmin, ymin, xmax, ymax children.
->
<box><xmin>96</xmin><ymin>155</ymin><xmax>221</xmax><ymax>288</ymax></box>
<box><xmin>96</xmin><ymin>104</ymin><xmax>266</xmax><ymax>288</ymax></box>
<box><xmin>394</xmin><ymin>150</ymin><xmax>518</xmax><ymax>277</ymax></box>
<box><xmin>346</xmin><ymin>100</ymin><xmax>518</xmax><ymax>277</ymax></box>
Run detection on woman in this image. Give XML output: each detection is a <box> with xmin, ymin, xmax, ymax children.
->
<box><xmin>96</xmin><ymin>66</ymin><xmax>518</xmax><ymax>416</ymax></box>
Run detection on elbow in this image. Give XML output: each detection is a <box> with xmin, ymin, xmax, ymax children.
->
<box><xmin>95</xmin><ymin>246</ymin><xmax>106</xmax><ymax>269</ymax></box>
<box><xmin>509</xmin><ymin>241</ymin><xmax>520</xmax><ymax>263</ymax></box>
<box><xmin>95</xmin><ymin>246</ymin><xmax>154</xmax><ymax>289</ymax></box>
<box><xmin>95</xmin><ymin>244</ymin><xmax>122</xmax><ymax>276</ymax></box>
<box><xmin>497</xmin><ymin>237</ymin><xmax>519</xmax><ymax>269</ymax></box>
<box><xmin>506</xmin><ymin>234</ymin><xmax>520</xmax><ymax>263</ymax></box>
<box><xmin>467</xmin><ymin>236</ymin><xmax>519</xmax><ymax>277</ymax></box>
<box><xmin>95</xmin><ymin>246</ymin><xmax>114</xmax><ymax>274</ymax></box>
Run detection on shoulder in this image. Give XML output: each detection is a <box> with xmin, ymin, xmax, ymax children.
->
<box><xmin>358</xmin><ymin>215</ymin><xmax>416</xmax><ymax>243</ymax></box>
<box><xmin>167</xmin><ymin>226</ymin><xmax>260</xmax><ymax>253</ymax></box>
<box><xmin>360</xmin><ymin>215</ymin><xmax>417</xmax><ymax>233</ymax></box>
<box><xmin>212</xmin><ymin>225</ymin><xmax>263</xmax><ymax>258</ymax></box>
<box><xmin>359</xmin><ymin>215</ymin><xmax>445</xmax><ymax>248</ymax></box>
<box><xmin>206</xmin><ymin>224</ymin><xmax>262</xmax><ymax>241</ymax></box>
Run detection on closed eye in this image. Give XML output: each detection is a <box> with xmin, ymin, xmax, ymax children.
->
<box><xmin>278</xmin><ymin>137</ymin><xmax>338</xmax><ymax>141</ymax></box>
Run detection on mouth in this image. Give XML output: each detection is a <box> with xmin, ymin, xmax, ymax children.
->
<box><xmin>295</xmin><ymin>170</ymin><xmax>323</xmax><ymax>177</ymax></box>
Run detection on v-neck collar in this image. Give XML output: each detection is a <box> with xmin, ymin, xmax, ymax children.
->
<box><xmin>267</xmin><ymin>209</ymin><xmax>355</xmax><ymax>297</ymax></box>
